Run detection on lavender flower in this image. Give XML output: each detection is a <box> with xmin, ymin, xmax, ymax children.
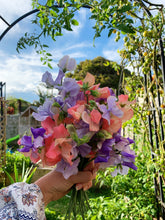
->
<box><xmin>99</xmin><ymin>96</ymin><xmax>123</xmax><ymax>124</ymax></box>
<box><xmin>42</xmin><ymin>71</ymin><xmax>55</xmax><ymax>87</ymax></box>
<box><xmin>58</xmin><ymin>55</ymin><xmax>76</xmax><ymax>72</ymax></box>
<box><xmin>61</xmin><ymin>78</ymin><xmax>80</xmax><ymax>98</ymax></box>
<box><xmin>32</xmin><ymin>99</ymin><xmax>54</xmax><ymax>121</ymax></box>
<box><xmin>56</xmin><ymin>158</ymin><xmax>80</xmax><ymax>179</ymax></box>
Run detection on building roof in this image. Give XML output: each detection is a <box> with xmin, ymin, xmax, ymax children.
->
<box><xmin>20</xmin><ymin>105</ymin><xmax>38</xmax><ymax>117</ymax></box>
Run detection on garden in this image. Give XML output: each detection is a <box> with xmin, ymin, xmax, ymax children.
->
<box><xmin>0</xmin><ymin>0</ymin><xmax>165</xmax><ymax>219</ymax></box>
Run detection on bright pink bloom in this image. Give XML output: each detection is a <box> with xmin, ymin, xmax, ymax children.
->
<box><xmin>68</xmin><ymin>104</ymin><xmax>85</xmax><ymax>120</ymax></box>
<box><xmin>98</xmin><ymin>87</ymin><xmax>110</xmax><ymax>99</ymax></box>
<box><xmin>102</xmin><ymin>118</ymin><xmax>122</xmax><ymax>135</ymax></box>
<box><xmin>90</xmin><ymin>109</ymin><xmax>102</xmax><ymax>124</ymax></box>
<box><xmin>116</xmin><ymin>95</ymin><xmax>135</xmax><ymax>122</ymax></box>
<box><xmin>43</xmin><ymin>124</ymin><xmax>73</xmax><ymax>165</ymax></box>
<box><xmin>82</xmin><ymin>110</ymin><xmax>101</xmax><ymax>132</ymax></box>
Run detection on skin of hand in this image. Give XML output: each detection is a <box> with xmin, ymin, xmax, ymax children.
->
<box><xmin>35</xmin><ymin>161</ymin><xmax>99</xmax><ymax>206</ymax></box>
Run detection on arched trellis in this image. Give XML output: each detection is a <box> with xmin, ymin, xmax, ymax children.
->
<box><xmin>0</xmin><ymin>2</ymin><xmax>165</xmax><ymax>219</ymax></box>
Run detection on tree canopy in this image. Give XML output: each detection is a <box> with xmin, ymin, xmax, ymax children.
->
<box><xmin>66</xmin><ymin>56</ymin><xmax>131</xmax><ymax>91</ymax></box>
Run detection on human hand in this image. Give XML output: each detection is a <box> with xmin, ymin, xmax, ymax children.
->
<box><xmin>35</xmin><ymin>161</ymin><xmax>99</xmax><ymax>206</ymax></box>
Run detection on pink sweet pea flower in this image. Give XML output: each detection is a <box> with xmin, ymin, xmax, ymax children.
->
<box><xmin>83</xmin><ymin>72</ymin><xmax>95</xmax><ymax>87</ymax></box>
<box><xmin>98</xmin><ymin>87</ymin><xmax>111</xmax><ymax>99</ymax></box>
<box><xmin>82</xmin><ymin>109</ymin><xmax>101</xmax><ymax>132</ymax></box>
<box><xmin>68</xmin><ymin>104</ymin><xmax>85</xmax><ymax>120</ymax></box>
<box><xmin>102</xmin><ymin>118</ymin><xmax>122</xmax><ymax>135</ymax></box>
<box><xmin>43</xmin><ymin>124</ymin><xmax>73</xmax><ymax>166</ymax></box>
<box><xmin>116</xmin><ymin>95</ymin><xmax>135</xmax><ymax>122</ymax></box>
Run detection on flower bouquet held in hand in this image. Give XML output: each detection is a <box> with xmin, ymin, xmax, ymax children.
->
<box><xmin>18</xmin><ymin>55</ymin><xmax>137</xmax><ymax>220</ymax></box>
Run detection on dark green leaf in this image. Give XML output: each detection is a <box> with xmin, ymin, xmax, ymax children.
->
<box><xmin>71</xmin><ymin>19</ymin><xmax>79</xmax><ymax>26</ymax></box>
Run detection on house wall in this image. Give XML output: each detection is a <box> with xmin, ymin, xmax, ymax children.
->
<box><xmin>6</xmin><ymin>114</ymin><xmax>19</xmax><ymax>139</ymax></box>
<box><xmin>6</xmin><ymin>114</ymin><xmax>40</xmax><ymax>139</ymax></box>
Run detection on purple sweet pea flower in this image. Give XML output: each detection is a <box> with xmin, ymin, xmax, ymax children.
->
<box><xmin>55</xmin><ymin>158</ymin><xmax>80</xmax><ymax>179</ymax></box>
<box><xmin>61</xmin><ymin>78</ymin><xmax>80</xmax><ymax>98</ymax></box>
<box><xmin>54</xmin><ymin>69</ymin><xmax>65</xmax><ymax>89</ymax></box>
<box><xmin>99</xmin><ymin>96</ymin><xmax>123</xmax><ymax>124</ymax></box>
<box><xmin>18</xmin><ymin>136</ymin><xmax>33</xmax><ymax>152</ymax></box>
<box><xmin>58</xmin><ymin>55</ymin><xmax>76</xmax><ymax>72</ymax></box>
<box><xmin>18</xmin><ymin>127</ymin><xmax>46</xmax><ymax>153</ymax></box>
<box><xmin>109</xmin><ymin>88</ymin><xmax>116</xmax><ymax>96</ymax></box>
<box><xmin>42</xmin><ymin>71</ymin><xmax>55</xmax><ymax>87</ymax></box>
<box><xmin>77</xmin><ymin>144</ymin><xmax>91</xmax><ymax>157</ymax></box>
<box><xmin>94</xmin><ymin>140</ymin><xmax>112</xmax><ymax>163</ymax></box>
<box><xmin>122</xmin><ymin>161</ymin><xmax>137</xmax><ymax>170</ymax></box>
<box><xmin>32</xmin><ymin>99</ymin><xmax>54</xmax><ymax>121</ymax></box>
<box><xmin>31</xmin><ymin>127</ymin><xmax>46</xmax><ymax>138</ymax></box>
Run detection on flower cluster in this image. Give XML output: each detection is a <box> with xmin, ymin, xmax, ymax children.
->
<box><xmin>18</xmin><ymin>55</ymin><xmax>137</xmax><ymax>179</ymax></box>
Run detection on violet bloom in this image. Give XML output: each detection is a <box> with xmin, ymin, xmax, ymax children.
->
<box><xmin>42</xmin><ymin>71</ymin><xmax>55</xmax><ymax>87</ymax></box>
<box><xmin>99</xmin><ymin>96</ymin><xmax>123</xmax><ymax>124</ymax></box>
<box><xmin>18</xmin><ymin>127</ymin><xmax>46</xmax><ymax>153</ymax></box>
<box><xmin>94</xmin><ymin>140</ymin><xmax>112</xmax><ymax>163</ymax></box>
<box><xmin>56</xmin><ymin>158</ymin><xmax>80</xmax><ymax>179</ymax></box>
<box><xmin>77</xmin><ymin>144</ymin><xmax>91</xmax><ymax>157</ymax></box>
<box><xmin>54</xmin><ymin>69</ymin><xmax>65</xmax><ymax>89</ymax></box>
<box><xmin>32</xmin><ymin>99</ymin><xmax>54</xmax><ymax>121</ymax></box>
<box><xmin>61</xmin><ymin>78</ymin><xmax>80</xmax><ymax>98</ymax></box>
<box><xmin>109</xmin><ymin>88</ymin><xmax>116</xmax><ymax>96</ymax></box>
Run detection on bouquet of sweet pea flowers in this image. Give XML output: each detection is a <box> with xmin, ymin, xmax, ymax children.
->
<box><xmin>18</xmin><ymin>55</ymin><xmax>137</xmax><ymax>219</ymax></box>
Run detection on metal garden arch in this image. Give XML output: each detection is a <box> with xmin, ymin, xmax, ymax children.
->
<box><xmin>0</xmin><ymin>2</ymin><xmax>165</xmax><ymax>219</ymax></box>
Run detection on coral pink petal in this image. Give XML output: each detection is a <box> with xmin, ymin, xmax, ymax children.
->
<box><xmin>41</xmin><ymin>117</ymin><xmax>55</xmax><ymax>134</ymax></box>
<box><xmin>118</xmin><ymin>94</ymin><xmax>129</xmax><ymax>103</ymax></box>
<box><xmin>98</xmin><ymin>87</ymin><xmax>111</xmax><ymax>99</ymax></box>
<box><xmin>90</xmin><ymin>109</ymin><xmax>101</xmax><ymax>124</ymax></box>
<box><xmin>60</xmin><ymin>142</ymin><xmax>73</xmax><ymax>165</ymax></box>
<box><xmin>89</xmin><ymin>120</ymin><xmax>100</xmax><ymax>132</ymax></box>
<box><xmin>83</xmin><ymin>72</ymin><xmax>95</xmax><ymax>87</ymax></box>
<box><xmin>102</xmin><ymin>118</ymin><xmax>122</xmax><ymax>135</ymax></box>
<box><xmin>122</xmin><ymin>109</ymin><xmax>134</xmax><ymax>122</ymax></box>
<box><xmin>53</xmin><ymin>124</ymin><xmax>69</xmax><ymax>139</ymax></box>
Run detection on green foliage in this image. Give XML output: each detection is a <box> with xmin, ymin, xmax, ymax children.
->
<box><xmin>66</xmin><ymin>56</ymin><xmax>130</xmax><ymax>90</ymax></box>
<box><xmin>5</xmin><ymin>151</ymin><xmax>31</xmax><ymax>174</ymax></box>
<box><xmin>4</xmin><ymin>161</ymin><xmax>37</xmax><ymax>184</ymax></box>
<box><xmin>16</xmin><ymin>0</ymin><xmax>138</xmax><ymax>67</ymax></box>
<box><xmin>7</xmin><ymin>96</ymin><xmax>30</xmax><ymax>114</ymax></box>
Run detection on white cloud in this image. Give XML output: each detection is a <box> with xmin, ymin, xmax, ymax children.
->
<box><xmin>102</xmin><ymin>50</ymin><xmax>121</xmax><ymax>63</ymax></box>
<box><xmin>0</xmin><ymin>50</ymin><xmax>43</xmax><ymax>94</ymax></box>
<box><xmin>0</xmin><ymin>0</ymin><xmax>32</xmax><ymax>22</ymax></box>
<box><xmin>0</xmin><ymin>0</ymin><xmax>33</xmax><ymax>36</ymax></box>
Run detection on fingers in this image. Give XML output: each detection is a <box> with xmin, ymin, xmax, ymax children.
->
<box><xmin>69</xmin><ymin>170</ymin><xmax>93</xmax><ymax>185</ymax></box>
<box><xmin>75</xmin><ymin>163</ymin><xmax>100</xmax><ymax>191</ymax></box>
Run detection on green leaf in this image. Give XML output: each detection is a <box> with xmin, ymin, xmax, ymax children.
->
<box><xmin>71</xmin><ymin>19</ymin><xmax>79</xmax><ymax>26</ymax></box>
<box><xmin>118</xmin><ymin>5</ymin><xmax>132</xmax><ymax>13</ymax></box>
<box><xmin>14</xmin><ymin>163</ymin><xmax>19</xmax><ymax>182</ymax></box>
<box><xmin>25</xmin><ymin>167</ymin><xmax>37</xmax><ymax>184</ymax></box>
<box><xmin>48</xmin><ymin>63</ymin><xmax>53</xmax><ymax>69</ymax></box>
<box><xmin>116</xmin><ymin>24</ymin><xmax>135</xmax><ymax>34</ymax></box>
<box><xmin>108</xmin><ymin>29</ymin><xmax>114</xmax><ymax>37</ymax></box>
<box><xmin>46</xmin><ymin>53</ymin><xmax>52</xmax><ymax>56</ymax></box>
<box><xmin>4</xmin><ymin>169</ymin><xmax>15</xmax><ymax>184</ymax></box>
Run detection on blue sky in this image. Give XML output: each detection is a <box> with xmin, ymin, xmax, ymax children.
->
<box><xmin>0</xmin><ymin>0</ymin><xmax>164</xmax><ymax>103</ymax></box>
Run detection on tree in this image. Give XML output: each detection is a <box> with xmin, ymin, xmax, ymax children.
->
<box><xmin>66</xmin><ymin>56</ymin><xmax>131</xmax><ymax>91</ymax></box>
